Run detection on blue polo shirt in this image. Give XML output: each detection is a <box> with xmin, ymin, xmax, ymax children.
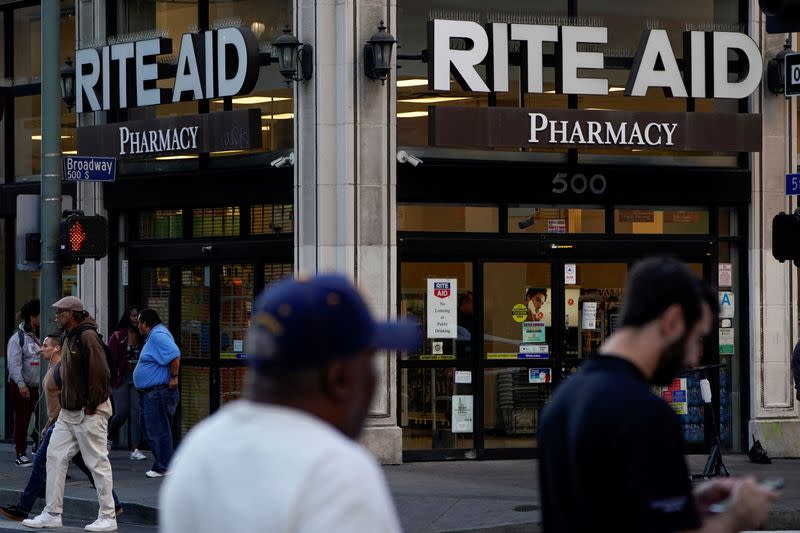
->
<box><xmin>133</xmin><ymin>324</ymin><xmax>180</xmax><ymax>389</ymax></box>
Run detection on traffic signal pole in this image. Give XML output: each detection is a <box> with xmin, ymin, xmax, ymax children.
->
<box><xmin>39</xmin><ymin>0</ymin><xmax>61</xmax><ymax>429</ymax></box>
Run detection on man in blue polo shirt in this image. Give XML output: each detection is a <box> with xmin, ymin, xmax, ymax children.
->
<box><xmin>133</xmin><ymin>309</ymin><xmax>180</xmax><ymax>479</ymax></box>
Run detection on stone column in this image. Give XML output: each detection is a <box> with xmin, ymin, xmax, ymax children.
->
<box><xmin>295</xmin><ymin>0</ymin><xmax>401</xmax><ymax>463</ymax></box>
<box><xmin>75</xmin><ymin>0</ymin><xmax>109</xmax><ymax>338</ymax></box>
<box><xmin>748</xmin><ymin>8</ymin><xmax>800</xmax><ymax>455</ymax></box>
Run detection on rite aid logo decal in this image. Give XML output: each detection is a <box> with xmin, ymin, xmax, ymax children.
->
<box><xmin>433</xmin><ymin>282</ymin><xmax>452</xmax><ymax>299</ymax></box>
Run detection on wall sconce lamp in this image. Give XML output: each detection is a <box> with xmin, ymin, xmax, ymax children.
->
<box><xmin>767</xmin><ymin>38</ymin><xmax>795</xmax><ymax>95</ymax></box>
<box><xmin>60</xmin><ymin>57</ymin><xmax>76</xmax><ymax>111</ymax></box>
<box><xmin>273</xmin><ymin>26</ymin><xmax>313</xmax><ymax>83</ymax></box>
<box><xmin>364</xmin><ymin>21</ymin><xmax>396</xmax><ymax>84</ymax></box>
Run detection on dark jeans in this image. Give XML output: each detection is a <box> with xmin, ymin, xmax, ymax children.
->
<box><xmin>17</xmin><ymin>426</ymin><xmax>120</xmax><ymax>515</ymax></box>
<box><xmin>10</xmin><ymin>382</ymin><xmax>38</xmax><ymax>456</ymax></box>
<box><xmin>109</xmin><ymin>379</ymin><xmax>143</xmax><ymax>447</ymax></box>
<box><xmin>140</xmin><ymin>387</ymin><xmax>179</xmax><ymax>473</ymax></box>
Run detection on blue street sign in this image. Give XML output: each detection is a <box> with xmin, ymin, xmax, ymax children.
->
<box><xmin>787</xmin><ymin>173</ymin><xmax>800</xmax><ymax>195</ymax></box>
<box><xmin>62</xmin><ymin>156</ymin><xmax>116</xmax><ymax>182</ymax></box>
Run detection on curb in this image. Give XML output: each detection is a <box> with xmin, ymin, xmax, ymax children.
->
<box><xmin>0</xmin><ymin>489</ymin><xmax>158</xmax><ymax>526</ymax></box>
<box><xmin>439</xmin><ymin>524</ymin><xmax>541</xmax><ymax>533</ymax></box>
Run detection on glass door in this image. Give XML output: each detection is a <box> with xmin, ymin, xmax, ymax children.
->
<box><xmin>560</xmin><ymin>262</ymin><xmax>628</xmax><ymax>380</ymax></box>
<box><xmin>482</xmin><ymin>263</ymin><xmax>553</xmax><ymax>451</ymax></box>
<box><xmin>399</xmin><ymin>262</ymin><xmax>476</xmax><ymax>458</ymax></box>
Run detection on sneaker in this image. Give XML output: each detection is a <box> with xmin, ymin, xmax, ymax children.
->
<box><xmin>0</xmin><ymin>504</ymin><xmax>28</xmax><ymax>521</ymax></box>
<box><xmin>15</xmin><ymin>454</ymin><xmax>32</xmax><ymax>467</ymax></box>
<box><xmin>129</xmin><ymin>449</ymin><xmax>146</xmax><ymax>461</ymax></box>
<box><xmin>145</xmin><ymin>469</ymin><xmax>166</xmax><ymax>478</ymax></box>
<box><xmin>21</xmin><ymin>511</ymin><xmax>62</xmax><ymax>528</ymax></box>
<box><xmin>84</xmin><ymin>517</ymin><xmax>117</xmax><ymax>532</ymax></box>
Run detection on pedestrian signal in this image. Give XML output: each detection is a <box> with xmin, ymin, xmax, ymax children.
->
<box><xmin>59</xmin><ymin>212</ymin><xmax>108</xmax><ymax>264</ymax></box>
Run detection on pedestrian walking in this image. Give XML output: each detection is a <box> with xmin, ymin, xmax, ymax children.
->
<box><xmin>159</xmin><ymin>273</ymin><xmax>420</xmax><ymax>533</ymax></box>
<box><xmin>538</xmin><ymin>257</ymin><xmax>778</xmax><ymax>533</ymax></box>
<box><xmin>107</xmin><ymin>306</ymin><xmax>147</xmax><ymax>460</ymax></box>
<box><xmin>133</xmin><ymin>309</ymin><xmax>179</xmax><ymax>478</ymax></box>
<box><xmin>7</xmin><ymin>299</ymin><xmax>41</xmax><ymax>467</ymax></box>
<box><xmin>0</xmin><ymin>332</ymin><xmax>122</xmax><ymax>523</ymax></box>
<box><xmin>22</xmin><ymin>296</ymin><xmax>116</xmax><ymax>532</ymax></box>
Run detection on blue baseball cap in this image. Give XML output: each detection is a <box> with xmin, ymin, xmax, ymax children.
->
<box><xmin>249</xmin><ymin>273</ymin><xmax>421</xmax><ymax>369</ymax></box>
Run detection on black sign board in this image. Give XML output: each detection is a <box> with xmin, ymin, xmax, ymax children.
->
<box><xmin>77</xmin><ymin>109</ymin><xmax>262</xmax><ymax>158</ymax></box>
<box><xmin>429</xmin><ymin>107</ymin><xmax>762</xmax><ymax>153</ymax></box>
<box><xmin>785</xmin><ymin>52</ymin><xmax>800</xmax><ymax>96</ymax></box>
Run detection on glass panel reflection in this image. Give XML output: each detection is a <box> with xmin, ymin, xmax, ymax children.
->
<box><xmin>484</xmin><ymin>368</ymin><xmax>546</xmax><ymax>448</ymax></box>
<box><xmin>401</xmin><ymin>368</ymin><xmax>474</xmax><ymax>451</ymax></box>
<box><xmin>181</xmin><ymin>266</ymin><xmax>211</xmax><ymax>359</ymax></box>
<box><xmin>400</xmin><ymin>262</ymin><xmax>473</xmax><ymax>360</ymax></box>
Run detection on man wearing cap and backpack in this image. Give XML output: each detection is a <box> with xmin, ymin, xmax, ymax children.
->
<box><xmin>22</xmin><ymin>296</ymin><xmax>116</xmax><ymax>532</ymax></box>
<box><xmin>160</xmin><ymin>273</ymin><xmax>420</xmax><ymax>533</ymax></box>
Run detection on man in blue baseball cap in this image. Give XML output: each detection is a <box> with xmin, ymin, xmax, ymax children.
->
<box><xmin>159</xmin><ymin>273</ymin><xmax>420</xmax><ymax>533</ymax></box>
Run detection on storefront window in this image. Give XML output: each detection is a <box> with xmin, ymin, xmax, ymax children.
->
<box><xmin>14</xmin><ymin>96</ymin><xmax>39</xmax><ymax>180</ymax></box>
<box><xmin>141</xmin><ymin>266</ymin><xmax>171</xmax><ymax>328</ymax></box>
<box><xmin>193</xmin><ymin>207</ymin><xmax>240</xmax><ymax>237</ymax></box>
<box><xmin>139</xmin><ymin>210</ymin><xmax>184</xmax><ymax>239</ymax></box>
<box><xmin>181</xmin><ymin>367</ymin><xmax>210</xmax><ymax>434</ymax></box>
<box><xmin>614</xmin><ymin>207</ymin><xmax>709</xmax><ymax>234</ymax></box>
<box><xmin>508</xmin><ymin>205</ymin><xmax>605</xmax><ymax>234</ymax></box>
<box><xmin>251</xmin><ymin>204</ymin><xmax>293</xmax><ymax>234</ymax></box>
<box><xmin>264</xmin><ymin>262</ymin><xmax>293</xmax><ymax>285</ymax></box>
<box><xmin>13</xmin><ymin>3</ymin><xmax>74</xmax><ymax>83</ymax></box>
<box><xmin>220</xmin><ymin>367</ymin><xmax>247</xmax><ymax>406</ymax></box>
<box><xmin>401</xmin><ymin>367</ymin><xmax>474</xmax><ymax>450</ymax></box>
<box><xmin>219</xmin><ymin>264</ymin><xmax>253</xmax><ymax>361</ymax></box>
<box><xmin>400</xmin><ymin>262</ymin><xmax>473</xmax><ymax>360</ymax></box>
<box><xmin>398</xmin><ymin>204</ymin><xmax>499</xmax><ymax>232</ymax></box>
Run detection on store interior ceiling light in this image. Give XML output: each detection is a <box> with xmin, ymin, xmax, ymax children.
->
<box><xmin>62</xmin><ymin>150</ymin><xmax>77</xmax><ymax>155</ymax></box>
<box><xmin>397</xmin><ymin>96</ymin><xmax>471</xmax><ymax>104</ymax></box>
<box><xmin>397</xmin><ymin>111</ymin><xmax>429</xmax><ymax>118</ymax></box>
<box><xmin>211</xmin><ymin>96</ymin><xmax>291</xmax><ymax>105</ymax></box>
<box><xmin>155</xmin><ymin>154</ymin><xmax>198</xmax><ymax>160</ymax></box>
<box><xmin>31</xmin><ymin>135</ymin><xmax>71</xmax><ymax>140</ymax></box>
<box><xmin>210</xmin><ymin>149</ymin><xmax>247</xmax><ymax>155</ymax></box>
<box><xmin>397</xmin><ymin>78</ymin><xmax>430</xmax><ymax>87</ymax></box>
<box><xmin>261</xmin><ymin>112</ymin><xmax>295</xmax><ymax>120</ymax></box>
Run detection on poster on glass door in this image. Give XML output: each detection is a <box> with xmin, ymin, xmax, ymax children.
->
<box><xmin>452</xmin><ymin>395</ymin><xmax>474</xmax><ymax>433</ymax></box>
<box><xmin>427</xmin><ymin>279</ymin><xmax>457</xmax><ymax>339</ymax></box>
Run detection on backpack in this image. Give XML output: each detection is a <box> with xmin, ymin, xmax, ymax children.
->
<box><xmin>73</xmin><ymin>324</ymin><xmax>116</xmax><ymax>384</ymax></box>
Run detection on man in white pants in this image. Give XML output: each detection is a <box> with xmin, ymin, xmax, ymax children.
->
<box><xmin>23</xmin><ymin>296</ymin><xmax>116</xmax><ymax>532</ymax></box>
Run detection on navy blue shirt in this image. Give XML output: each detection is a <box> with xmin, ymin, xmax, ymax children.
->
<box><xmin>538</xmin><ymin>355</ymin><xmax>700</xmax><ymax>533</ymax></box>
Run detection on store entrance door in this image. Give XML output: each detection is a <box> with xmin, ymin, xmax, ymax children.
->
<box><xmin>133</xmin><ymin>261</ymin><xmax>292</xmax><ymax>440</ymax></box>
<box><xmin>400</xmin><ymin>252</ymin><xmax>714</xmax><ymax>461</ymax></box>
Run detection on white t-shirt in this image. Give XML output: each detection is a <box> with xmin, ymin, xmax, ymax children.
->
<box><xmin>159</xmin><ymin>401</ymin><xmax>402</xmax><ymax>533</ymax></box>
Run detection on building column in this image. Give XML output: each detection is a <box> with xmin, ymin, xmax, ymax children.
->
<box><xmin>75</xmin><ymin>0</ymin><xmax>109</xmax><ymax>337</ymax></box>
<box><xmin>748</xmin><ymin>8</ymin><xmax>800</xmax><ymax>456</ymax></box>
<box><xmin>295</xmin><ymin>0</ymin><xmax>401</xmax><ymax>463</ymax></box>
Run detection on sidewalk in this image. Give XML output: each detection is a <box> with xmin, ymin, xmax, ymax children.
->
<box><xmin>0</xmin><ymin>445</ymin><xmax>797</xmax><ymax>532</ymax></box>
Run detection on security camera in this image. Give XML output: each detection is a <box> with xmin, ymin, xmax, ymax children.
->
<box><xmin>270</xmin><ymin>152</ymin><xmax>295</xmax><ymax>168</ymax></box>
<box><xmin>397</xmin><ymin>150</ymin><xmax>423</xmax><ymax>167</ymax></box>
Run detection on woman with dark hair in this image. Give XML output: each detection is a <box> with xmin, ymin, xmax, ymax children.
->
<box><xmin>107</xmin><ymin>305</ymin><xmax>147</xmax><ymax>460</ymax></box>
<box><xmin>6</xmin><ymin>300</ymin><xmax>41</xmax><ymax>467</ymax></box>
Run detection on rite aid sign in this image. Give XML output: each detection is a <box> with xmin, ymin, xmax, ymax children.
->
<box><xmin>75</xmin><ymin>26</ymin><xmax>259</xmax><ymax>113</ymax></box>
<box><xmin>428</xmin><ymin>20</ymin><xmax>762</xmax><ymax>99</ymax></box>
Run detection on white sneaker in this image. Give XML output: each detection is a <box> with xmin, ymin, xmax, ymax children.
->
<box><xmin>129</xmin><ymin>449</ymin><xmax>147</xmax><ymax>461</ymax></box>
<box><xmin>145</xmin><ymin>469</ymin><xmax>166</xmax><ymax>478</ymax></box>
<box><xmin>22</xmin><ymin>511</ymin><xmax>62</xmax><ymax>528</ymax></box>
<box><xmin>85</xmin><ymin>517</ymin><xmax>117</xmax><ymax>531</ymax></box>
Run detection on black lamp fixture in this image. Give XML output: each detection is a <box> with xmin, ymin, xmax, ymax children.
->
<box><xmin>767</xmin><ymin>38</ymin><xmax>795</xmax><ymax>95</ymax></box>
<box><xmin>364</xmin><ymin>20</ymin><xmax>396</xmax><ymax>84</ymax></box>
<box><xmin>60</xmin><ymin>57</ymin><xmax>76</xmax><ymax>111</ymax></box>
<box><xmin>273</xmin><ymin>26</ymin><xmax>313</xmax><ymax>83</ymax></box>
